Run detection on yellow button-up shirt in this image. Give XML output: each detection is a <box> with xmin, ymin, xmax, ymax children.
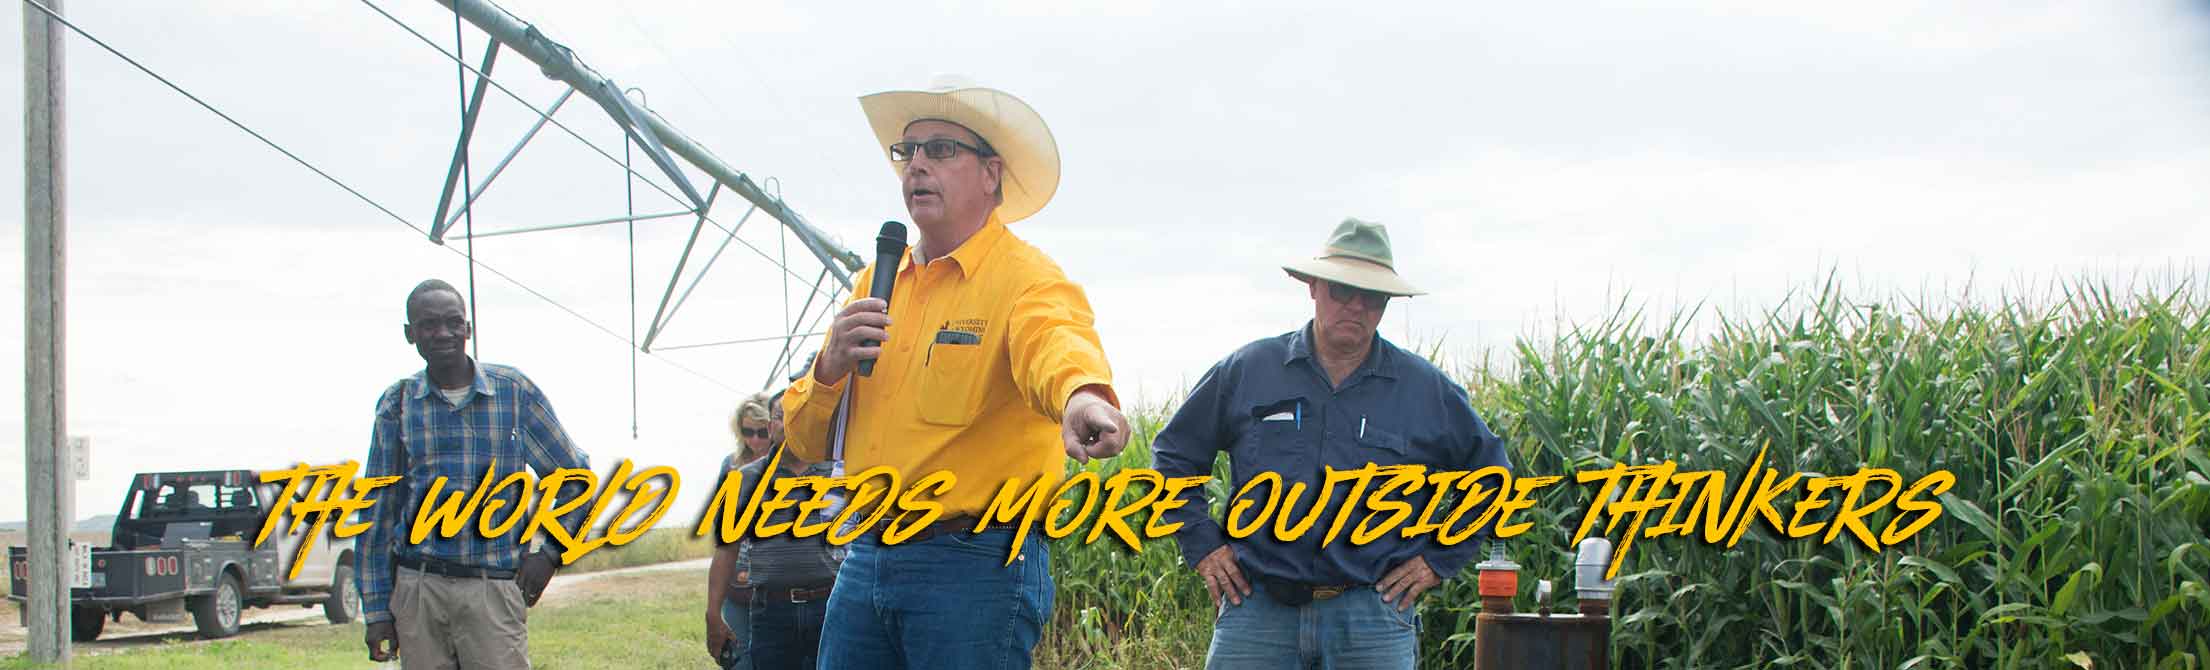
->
<box><xmin>782</xmin><ymin>220</ymin><xmax>1117</xmax><ymax>518</ymax></box>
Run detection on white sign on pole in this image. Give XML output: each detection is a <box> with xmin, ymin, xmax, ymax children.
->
<box><xmin>68</xmin><ymin>541</ymin><xmax>91</xmax><ymax>589</ymax></box>
<box><xmin>69</xmin><ymin>436</ymin><xmax>90</xmax><ymax>481</ymax></box>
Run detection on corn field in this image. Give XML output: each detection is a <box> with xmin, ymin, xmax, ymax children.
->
<box><xmin>1037</xmin><ymin>279</ymin><xmax>2210</xmax><ymax>669</ymax></box>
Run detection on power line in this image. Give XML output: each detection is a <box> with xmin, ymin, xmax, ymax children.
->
<box><xmin>21</xmin><ymin>0</ymin><xmax>739</xmax><ymax>393</ymax></box>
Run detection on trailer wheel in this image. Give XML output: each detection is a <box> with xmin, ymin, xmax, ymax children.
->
<box><xmin>190</xmin><ymin>572</ymin><xmax>243</xmax><ymax>638</ymax></box>
<box><xmin>325</xmin><ymin>563</ymin><xmax>361</xmax><ymax>623</ymax></box>
<box><xmin>70</xmin><ymin>607</ymin><xmax>105</xmax><ymax>642</ymax></box>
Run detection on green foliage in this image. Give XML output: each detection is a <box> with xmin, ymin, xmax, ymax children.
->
<box><xmin>1464</xmin><ymin>280</ymin><xmax>2210</xmax><ymax>669</ymax></box>
<box><xmin>1036</xmin><ymin>407</ymin><xmax>1216</xmax><ymax>669</ymax></box>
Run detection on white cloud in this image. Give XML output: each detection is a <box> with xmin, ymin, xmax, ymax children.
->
<box><xmin>1</xmin><ymin>0</ymin><xmax>2207</xmax><ymax>522</ymax></box>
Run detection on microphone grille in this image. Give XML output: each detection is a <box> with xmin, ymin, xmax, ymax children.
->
<box><xmin>877</xmin><ymin>221</ymin><xmax>908</xmax><ymax>247</ymax></box>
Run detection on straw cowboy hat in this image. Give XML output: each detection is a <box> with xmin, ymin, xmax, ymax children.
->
<box><xmin>859</xmin><ymin>74</ymin><xmax>1060</xmax><ymax>225</ymax></box>
<box><xmin>1282</xmin><ymin>218</ymin><xmax>1426</xmax><ymax>297</ymax></box>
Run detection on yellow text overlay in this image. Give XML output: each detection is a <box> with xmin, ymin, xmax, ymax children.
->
<box><xmin>260</xmin><ymin>455</ymin><xmax>1948</xmax><ymax>574</ymax></box>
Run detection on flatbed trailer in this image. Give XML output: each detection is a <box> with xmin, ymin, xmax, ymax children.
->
<box><xmin>8</xmin><ymin>469</ymin><xmax>357</xmax><ymax>640</ymax></box>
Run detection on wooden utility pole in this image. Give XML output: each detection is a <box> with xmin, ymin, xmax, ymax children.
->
<box><xmin>24</xmin><ymin>0</ymin><xmax>71</xmax><ymax>662</ymax></box>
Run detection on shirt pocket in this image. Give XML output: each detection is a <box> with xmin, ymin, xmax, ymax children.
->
<box><xmin>1353</xmin><ymin>426</ymin><xmax>1414</xmax><ymax>464</ymax></box>
<box><xmin>1231</xmin><ymin>398</ymin><xmax>1313</xmax><ymax>477</ymax></box>
<box><xmin>916</xmin><ymin>341</ymin><xmax>987</xmax><ymax>426</ymax></box>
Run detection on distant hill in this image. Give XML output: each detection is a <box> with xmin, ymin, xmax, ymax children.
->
<box><xmin>0</xmin><ymin>514</ymin><xmax>115</xmax><ymax>533</ymax></box>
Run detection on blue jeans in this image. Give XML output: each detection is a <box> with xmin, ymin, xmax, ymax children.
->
<box><xmin>816</xmin><ymin>527</ymin><xmax>1053</xmax><ymax>670</ymax></box>
<box><xmin>749</xmin><ymin>596</ymin><xmax>828</xmax><ymax>670</ymax></box>
<box><xmin>1205</xmin><ymin>587</ymin><xmax>1419</xmax><ymax>670</ymax></box>
<box><xmin>719</xmin><ymin>595</ymin><xmax>754</xmax><ymax>670</ymax></box>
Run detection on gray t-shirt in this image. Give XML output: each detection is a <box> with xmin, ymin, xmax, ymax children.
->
<box><xmin>729</xmin><ymin>456</ymin><xmax>843</xmax><ymax>587</ymax></box>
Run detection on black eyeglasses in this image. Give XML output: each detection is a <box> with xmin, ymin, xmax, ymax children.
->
<box><xmin>889</xmin><ymin>138</ymin><xmax>993</xmax><ymax>162</ymax></box>
<box><xmin>740</xmin><ymin>428</ymin><xmax>771</xmax><ymax>439</ymax></box>
<box><xmin>1327</xmin><ymin>282</ymin><xmax>1389</xmax><ymax>310</ymax></box>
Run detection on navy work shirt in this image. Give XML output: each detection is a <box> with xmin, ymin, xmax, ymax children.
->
<box><xmin>1151</xmin><ymin>324</ymin><xmax>1512</xmax><ymax>586</ymax></box>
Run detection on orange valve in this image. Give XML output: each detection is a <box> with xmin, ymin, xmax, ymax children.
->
<box><xmin>1474</xmin><ymin>545</ymin><xmax>1520</xmax><ymax>614</ymax></box>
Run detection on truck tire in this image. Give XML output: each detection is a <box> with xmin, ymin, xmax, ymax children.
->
<box><xmin>70</xmin><ymin>607</ymin><xmax>105</xmax><ymax>642</ymax></box>
<box><xmin>190</xmin><ymin>572</ymin><xmax>243</xmax><ymax>639</ymax></box>
<box><xmin>325</xmin><ymin>563</ymin><xmax>361</xmax><ymax>624</ymax></box>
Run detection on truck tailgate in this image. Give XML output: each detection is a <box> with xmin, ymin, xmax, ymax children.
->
<box><xmin>9</xmin><ymin>546</ymin><xmax>189</xmax><ymax>604</ymax></box>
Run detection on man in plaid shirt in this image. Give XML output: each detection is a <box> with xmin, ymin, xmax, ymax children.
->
<box><xmin>359</xmin><ymin>279</ymin><xmax>592</xmax><ymax>669</ymax></box>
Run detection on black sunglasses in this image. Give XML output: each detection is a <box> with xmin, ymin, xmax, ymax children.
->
<box><xmin>889</xmin><ymin>138</ymin><xmax>994</xmax><ymax>162</ymax></box>
<box><xmin>740</xmin><ymin>427</ymin><xmax>771</xmax><ymax>438</ymax></box>
<box><xmin>1327</xmin><ymin>281</ymin><xmax>1389</xmax><ymax>310</ymax></box>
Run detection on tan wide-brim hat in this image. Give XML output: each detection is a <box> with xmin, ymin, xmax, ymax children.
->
<box><xmin>859</xmin><ymin>74</ymin><xmax>1060</xmax><ymax>225</ymax></box>
<box><xmin>1282</xmin><ymin>218</ymin><xmax>1425</xmax><ymax>297</ymax></box>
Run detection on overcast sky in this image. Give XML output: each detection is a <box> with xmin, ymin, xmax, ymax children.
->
<box><xmin>3</xmin><ymin>1</ymin><xmax>2207</xmax><ymax>523</ymax></box>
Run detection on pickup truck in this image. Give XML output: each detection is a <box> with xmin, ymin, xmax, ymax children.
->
<box><xmin>8</xmin><ymin>469</ymin><xmax>359</xmax><ymax>641</ymax></box>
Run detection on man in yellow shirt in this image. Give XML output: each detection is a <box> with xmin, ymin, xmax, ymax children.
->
<box><xmin>781</xmin><ymin>76</ymin><xmax>1130</xmax><ymax>669</ymax></box>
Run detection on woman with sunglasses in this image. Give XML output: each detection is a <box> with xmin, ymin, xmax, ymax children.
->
<box><xmin>706</xmin><ymin>391</ymin><xmax>781</xmax><ymax>669</ymax></box>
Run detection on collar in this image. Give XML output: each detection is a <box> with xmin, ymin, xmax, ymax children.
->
<box><xmin>410</xmin><ymin>358</ymin><xmax>496</xmax><ymax>400</ymax></box>
<box><xmin>904</xmin><ymin>218</ymin><xmax>1009</xmax><ymax>279</ymax></box>
<box><xmin>1284</xmin><ymin>322</ymin><xmax>1398</xmax><ymax>381</ymax></box>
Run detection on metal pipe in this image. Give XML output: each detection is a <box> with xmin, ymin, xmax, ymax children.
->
<box><xmin>641</xmin><ymin>183</ymin><xmax>722</xmax><ymax>351</ymax></box>
<box><xmin>655</xmin><ymin>330</ymin><xmax>827</xmax><ymax>352</ymax></box>
<box><xmin>459</xmin><ymin>208</ymin><xmax>694</xmax><ymax>239</ymax></box>
<box><xmin>429</xmin><ymin>40</ymin><xmax>498</xmax><ymax>242</ymax></box>
<box><xmin>436</xmin><ymin>0</ymin><xmax>862</xmax><ymax>288</ymax></box>
<box><xmin>656</xmin><ymin>204</ymin><xmax>759</xmax><ymax>340</ymax></box>
<box><xmin>766</xmin><ymin>269</ymin><xmax>837</xmax><ymax>388</ymax></box>
<box><xmin>436</xmin><ymin>87</ymin><xmax>574</xmax><ymax>240</ymax></box>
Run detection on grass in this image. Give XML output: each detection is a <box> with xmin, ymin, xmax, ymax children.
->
<box><xmin>0</xmin><ymin>623</ymin><xmax>362</xmax><ymax>669</ymax></box>
<box><xmin>0</xmin><ymin>570</ymin><xmax>711</xmax><ymax>669</ymax></box>
<box><xmin>0</xmin><ymin>528</ymin><xmax>701</xmax><ymax>627</ymax></box>
<box><xmin>556</xmin><ymin>527</ymin><xmax>717</xmax><ymax>575</ymax></box>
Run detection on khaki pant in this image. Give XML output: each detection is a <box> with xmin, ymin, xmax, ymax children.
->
<box><xmin>392</xmin><ymin>566</ymin><xmax>530</xmax><ymax>670</ymax></box>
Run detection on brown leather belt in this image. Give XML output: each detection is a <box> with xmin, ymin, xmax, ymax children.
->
<box><xmin>1255</xmin><ymin>574</ymin><xmax>1360</xmax><ymax>606</ymax></box>
<box><xmin>853</xmin><ymin>515</ymin><xmax>990</xmax><ymax>545</ymax></box>
<box><xmin>756</xmin><ymin>583</ymin><xmax>835</xmax><ymax>604</ymax></box>
<box><xmin>397</xmin><ymin>554</ymin><xmax>515</xmax><ymax>580</ymax></box>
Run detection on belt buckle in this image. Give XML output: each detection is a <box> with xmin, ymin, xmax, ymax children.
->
<box><xmin>789</xmin><ymin>588</ymin><xmax>805</xmax><ymax>604</ymax></box>
<box><xmin>1313</xmin><ymin>585</ymin><xmax>1345</xmax><ymax>601</ymax></box>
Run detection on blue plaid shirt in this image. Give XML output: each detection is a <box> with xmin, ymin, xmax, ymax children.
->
<box><xmin>357</xmin><ymin>361</ymin><xmax>591</xmax><ymax>624</ymax></box>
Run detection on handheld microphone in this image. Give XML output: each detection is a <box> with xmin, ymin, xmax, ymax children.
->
<box><xmin>858</xmin><ymin>221</ymin><xmax>908</xmax><ymax>377</ymax></box>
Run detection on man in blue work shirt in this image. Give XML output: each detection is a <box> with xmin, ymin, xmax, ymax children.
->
<box><xmin>359</xmin><ymin>279</ymin><xmax>593</xmax><ymax>669</ymax></box>
<box><xmin>1152</xmin><ymin>219</ymin><xmax>1512</xmax><ymax>670</ymax></box>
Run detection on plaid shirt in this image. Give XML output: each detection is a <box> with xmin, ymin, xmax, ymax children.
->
<box><xmin>356</xmin><ymin>361</ymin><xmax>591</xmax><ymax>624</ymax></box>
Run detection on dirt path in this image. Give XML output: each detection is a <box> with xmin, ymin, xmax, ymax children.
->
<box><xmin>0</xmin><ymin>558</ymin><xmax>710</xmax><ymax>656</ymax></box>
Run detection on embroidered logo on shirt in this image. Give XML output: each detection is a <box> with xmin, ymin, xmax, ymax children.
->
<box><xmin>935</xmin><ymin>319</ymin><xmax>988</xmax><ymax>346</ymax></box>
<box><xmin>944</xmin><ymin>318</ymin><xmax>988</xmax><ymax>338</ymax></box>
